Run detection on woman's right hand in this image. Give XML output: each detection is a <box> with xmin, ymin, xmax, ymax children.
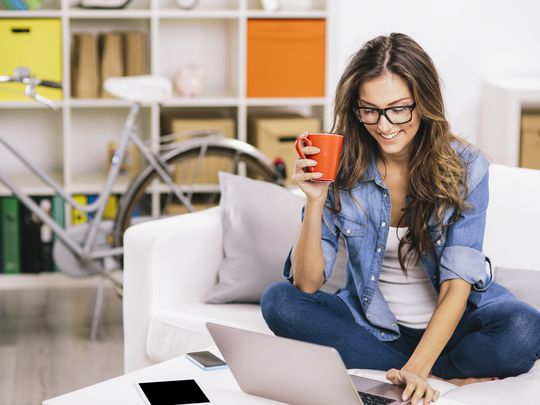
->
<box><xmin>293</xmin><ymin>145</ymin><xmax>331</xmax><ymax>203</ymax></box>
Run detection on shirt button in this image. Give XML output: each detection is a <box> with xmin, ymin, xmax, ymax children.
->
<box><xmin>371</xmin><ymin>275</ymin><xmax>376</xmax><ymax>281</ymax></box>
<box><xmin>376</xmin><ymin>247</ymin><xmax>382</xmax><ymax>253</ymax></box>
<box><xmin>381</xmin><ymin>222</ymin><xmax>386</xmax><ymax>227</ymax></box>
<box><xmin>436</xmin><ymin>239</ymin><xmax>442</xmax><ymax>245</ymax></box>
<box><xmin>381</xmin><ymin>332</ymin><xmax>385</xmax><ymax>336</ymax></box>
<box><xmin>383</xmin><ymin>193</ymin><xmax>388</xmax><ymax>198</ymax></box>
<box><xmin>363</xmin><ymin>297</ymin><xmax>368</xmax><ymax>301</ymax></box>
<box><xmin>346</xmin><ymin>229</ymin><xmax>351</xmax><ymax>235</ymax></box>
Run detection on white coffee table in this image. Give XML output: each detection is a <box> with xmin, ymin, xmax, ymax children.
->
<box><xmin>43</xmin><ymin>347</ymin><xmax>466</xmax><ymax>405</ymax></box>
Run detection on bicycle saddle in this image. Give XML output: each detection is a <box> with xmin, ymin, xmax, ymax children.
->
<box><xmin>104</xmin><ymin>75</ymin><xmax>172</xmax><ymax>103</ymax></box>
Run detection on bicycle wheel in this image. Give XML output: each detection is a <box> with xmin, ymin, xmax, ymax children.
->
<box><xmin>112</xmin><ymin>137</ymin><xmax>282</xmax><ymax>247</ymax></box>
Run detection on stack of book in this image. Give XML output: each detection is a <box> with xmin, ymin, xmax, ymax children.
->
<box><xmin>0</xmin><ymin>0</ymin><xmax>42</xmax><ymax>10</ymax></box>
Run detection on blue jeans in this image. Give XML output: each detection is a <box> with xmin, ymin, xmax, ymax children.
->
<box><xmin>260</xmin><ymin>282</ymin><xmax>540</xmax><ymax>379</ymax></box>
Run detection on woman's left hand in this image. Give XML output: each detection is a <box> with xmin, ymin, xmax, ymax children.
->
<box><xmin>386</xmin><ymin>368</ymin><xmax>440</xmax><ymax>404</ymax></box>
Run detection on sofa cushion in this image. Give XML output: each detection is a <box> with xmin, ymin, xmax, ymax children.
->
<box><xmin>494</xmin><ymin>267</ymin><xmax>540</xmax><ymax>310</ymax></box>
<box><xmin>443</xmin><ymin>359</ymin><xmax>540</xmax><ymax>405</ymax></box>
<box><xmin>349</xmin><ymin>360</ymin><xmax>540</xmax><ymax>405</ymax></box>
<box><xmin>146</xmin><ymin>304</ymin><xmax>271</xmax><ymax>362</ymax></box>
<box><xmin>204</xmin><ymin>173</ymin><xmax>305</xmax><ymax>303</ymax></box>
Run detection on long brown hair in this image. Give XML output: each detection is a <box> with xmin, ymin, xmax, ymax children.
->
<box><xmin>330</xmin><ymin>33</ymin><xmax>468</xmax><ymax>271</ymax></box>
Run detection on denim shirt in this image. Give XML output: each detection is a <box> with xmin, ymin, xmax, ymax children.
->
<box><xmin>283</xmin><ymin>142</ymin><xmax>514</xmax><ymax>342</ymax></box>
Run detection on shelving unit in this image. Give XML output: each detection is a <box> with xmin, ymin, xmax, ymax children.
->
<box><xmin>479</xmin><ymin>78</ymin><xmax>540</xmax><ymax>167</ymax></box>
<box><xmin>0</xmin><ymin>0</ymin><xmax>334</xmax><ymax>221</ymax></box>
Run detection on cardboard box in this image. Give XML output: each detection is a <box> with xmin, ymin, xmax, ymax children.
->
<box><xmin>248</xmin><ymin>116</ymin><xmax>321</xmax><ymax>183</ymax></box>
<box><xmin>247</xmin><ymin>19</ymin><xmax>326</xmax><ymax>97</ymax></box>
<box><xmin>170</xmin><ymin>118</ymin><xmax>236</xmax><ymax>184</ymax></box>
<box><xmin>520</xmin><ymin>114</ymin><xmax>540</xmax><ymax>170</ymax></box>
<box><xmin>0</xmin><ymin>19</ymin><xmax>62</xmax><ymax>101</ymax></box>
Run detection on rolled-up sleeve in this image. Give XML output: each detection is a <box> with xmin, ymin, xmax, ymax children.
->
<box><xmin>439</xmin><ymin>164</ymin><xmax>493</xmax><ymax>291</ymax></box>
<box><xmin>283</xmin><ymin>203</ymin><xmax>340</xmax><ymax>283</ymax></box>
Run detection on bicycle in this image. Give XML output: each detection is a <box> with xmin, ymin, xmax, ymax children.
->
<box><xmin>0</xmin><ymin>67</ymin><xmax>282</xmax><ymax>337</ymax></box>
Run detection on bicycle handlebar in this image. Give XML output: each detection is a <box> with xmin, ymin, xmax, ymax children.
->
<box><xmin>0</xmin><ymin>67</ymin><xmax>62</xmax><ymax>109</ymax></box>
<box><xmin>39</xmin><ymin>79</ymin><xmax>63</xmax><ymax>89</ymax></box>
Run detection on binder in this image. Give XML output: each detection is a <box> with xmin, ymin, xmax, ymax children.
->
<box><xmin>1</xmin><ymin>196</ymin><xmax>21</xmax><ymax>274</ymax></box>
<box><xmin>51</xmin><ymin>194</ymin><xmax>65</xmax><ymax>272</ymax></box>
<box><xmin>20</xmin><ymin>197</ymin><xmax>54</xmax><ymax>273</ymax></box>
<box><xmin>103</xmin><ymin>195</ymin><xmax>118</xmax><ymax>220</ymax></box>
<box><xmin>86</xmin><ymin>194</ymin><xmax>98</xmax><ymax>219</ymax></box>
<box><xmin>72</xmin><ymin>195</ymin><xmax>88</xmax><ymax>224</ymax></box>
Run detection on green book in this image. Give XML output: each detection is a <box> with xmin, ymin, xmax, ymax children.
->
<box><xmin>51</xmin><ymin>194</ymin><xmax>65</xmax><ymax>272</ymax></box>
<box><xmin>1</xmin><ymin>196</ymin><xmax>21</xmax><ymax>274</ymax></box>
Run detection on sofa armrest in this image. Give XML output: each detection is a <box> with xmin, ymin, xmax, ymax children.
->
<box><xmin>123</xmin><ymin>206</ymin><xmax>223</xmax><ymax>372</ymax></box>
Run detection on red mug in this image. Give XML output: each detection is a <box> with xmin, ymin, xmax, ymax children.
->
<box><xmin>294</xmin><ymin>132</ymin><xmax>344</xmax><ymax>182</ymax></box>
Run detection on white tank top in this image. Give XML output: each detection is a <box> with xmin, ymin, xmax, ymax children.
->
<box><xmin>378</xmin><ymin>227</ymin><xmax>438</xmax><ymax>329</ymax></box>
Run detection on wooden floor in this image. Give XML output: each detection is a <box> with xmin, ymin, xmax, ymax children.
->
<box><xmin>0</xmin><ymin>280</ymin><xmax>124</xmax><ymax>405</ymax></box>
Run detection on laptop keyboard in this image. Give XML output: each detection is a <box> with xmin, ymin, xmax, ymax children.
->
<box><xmin>358</xmin><ymin>391</ymin><xmax>397</xmax><ymax>405</ymax></box>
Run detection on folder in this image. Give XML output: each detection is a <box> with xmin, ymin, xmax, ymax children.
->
<box><xmin>72</xmin><ymin>33</ymin><xmax>100</xmax><ymax>99</ymax></box>
<box><xmin>124</xmin><ymin>31</ymin><xmax>149</xmax><ymax>76</ymax></box>
<box><xmin>1</xmin><ymin>196</ymin><xmax>21</xmax><ymax>274</ymax></box>
<box><xmin>51</xmin><ymin>194</ymin><xmax>65</xmax><ymax>272</ymax></box>
<box><xmin>100</xmin><ymin>32</ymin><xmax>124</xmax><ymax>98</ymax></box>
<box><xmin>72</xmin><ymin>195</ymin><xmax>88</xmax><ymax>224</ymax></box>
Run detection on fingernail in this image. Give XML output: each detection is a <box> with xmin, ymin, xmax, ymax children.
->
<box><xmin>313</xmin><ymin>172</ymin><xmax>322</xmax><ymax>178</ymax></box>
<box><xmin>309</xmin><ymin>160</ymin><xmax>317</xmax><ymax>166</ymax></box>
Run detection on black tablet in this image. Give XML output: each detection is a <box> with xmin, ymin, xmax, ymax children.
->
<box><xmin>135</xmin><ymin>379</ymin><xmax>211</xmax><ymax>405</ymax></box>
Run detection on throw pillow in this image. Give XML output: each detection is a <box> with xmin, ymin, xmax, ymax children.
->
<box><xmin>204</xmin><ymin>173</ymin><xmax>305</xmax><ymax>303</ymax></box>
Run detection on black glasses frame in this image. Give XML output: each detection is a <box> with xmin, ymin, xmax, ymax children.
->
<box><xmin>356</xmin><ymin>103</ymin><xmax>417</xmax><ymax>125</ymax></box>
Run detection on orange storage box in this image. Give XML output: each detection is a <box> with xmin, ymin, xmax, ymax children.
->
<box><xmin>247</xmin><ymin>19</ymin><xmax>326</xmax><ymax>98</ymax></box>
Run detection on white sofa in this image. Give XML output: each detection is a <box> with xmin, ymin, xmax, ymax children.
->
<box><xmin>123</xmin><ymin>164</ymin><xmax>540</xmax><ymax>402</ymax></box>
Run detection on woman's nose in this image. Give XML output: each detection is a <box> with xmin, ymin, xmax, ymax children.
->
<box><xmin>377</xmin><ymin>114</ymin><xmax>394</xmax><ymax>132</ymax></box>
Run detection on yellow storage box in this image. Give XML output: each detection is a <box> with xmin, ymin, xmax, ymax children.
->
<box><xmin>0</xmin><ymin>19</ymin><xmax>63</xmax><ymax>101</ymax></box>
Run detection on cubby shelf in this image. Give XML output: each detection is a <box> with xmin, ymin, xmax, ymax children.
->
<box><xmin>0</xmin><ymin>0</ymin><xmax>334</xmax><ymax>225</ymax></box>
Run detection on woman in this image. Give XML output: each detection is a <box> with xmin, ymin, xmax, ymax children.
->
<box><xmin>260</xmin><ymin>33</ymin><xmax>540</xmax><ymax>405</ymax></box>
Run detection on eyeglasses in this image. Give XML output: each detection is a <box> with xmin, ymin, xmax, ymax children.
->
<box><xmin>356</xmin><ymin>103</ymin><xmax>416</xmax><ymax>125</ymax></box>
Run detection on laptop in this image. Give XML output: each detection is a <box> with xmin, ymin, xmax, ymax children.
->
<box><xmin>206</xmin><ymin>322</ymin><xmax>409</xmax><ymax>405</ymax></box>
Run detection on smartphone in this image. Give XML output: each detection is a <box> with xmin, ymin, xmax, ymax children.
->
<box><xmin>135</xmin><ymin>379</ymin><xmax>210</xmax><ymax>405</ymax></box>
<box><xmin>185</xmin><ymin>351</ymin><xmax>228</xmax><ymax>370</ymax></box>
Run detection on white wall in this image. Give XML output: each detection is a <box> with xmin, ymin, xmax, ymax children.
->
<box><xmin>333</xmin><ymin>0</ymin><xmax>540</xmax><ymax>145</ymax></box>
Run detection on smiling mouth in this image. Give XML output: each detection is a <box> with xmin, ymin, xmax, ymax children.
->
<box><xmin>379</xmin><ymin>131</ymin><xmax>400</xmax><ymax>140</ymax></box>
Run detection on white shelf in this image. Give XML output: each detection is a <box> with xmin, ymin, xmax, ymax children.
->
<box><xmin>157</xmin><ymin>10</ymin><xmax>240</xmax><ymax>18</ymax></box>
<box><xmin>69</xmin><ymin>98</ymin><xmax>151</xmax><ymax>108</ymax></box>
<box><xmin>68</xmin><ymin>10</ymin><xmax>152</xmax><ymax>19</ymax></box>
<box><xmin>246</xmin><ymin>97</ymin><xmax>327</xmax><ymax>107</ymax></box>
<box><xmin>0</xmin><ymin>100</ymin><xmax>64</xmax><ymax>109</ymax></box>
<box><xmin>70</xmin><ymin>173</ymin><xmax>132</xmax><ymax>194</ymax></box>
<box><xmin>479</xmin><ymin>77</ymin><xmax>540</xmax><ymax>167</ymax></box>
<box><xmin>0</xmin><ymin>10</ymin><xmax>62</xmax><ymax>17</ymax></box>
<box><xmin>155</xmin><ymin>182</ymin><xmax>220</xmax><ymax>193</ymax></box>
<box><xmin>0</xmin><ymin>172</ymin><xmax>63</xmax><ymax>196</ymax></box>
<box><xmin>163</xmin><ymin>95</ymin><xmax>240</xmax><ymax>107</ymax></box>
<box><xmin>245</xmin><ymin>10</ymin><xmax>327</xmax><ymax>19</ymax></box>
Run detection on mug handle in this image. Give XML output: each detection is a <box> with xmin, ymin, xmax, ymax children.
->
<box><xmin>294</xmin><ymin>133</ymin><xmax>312</xmax><ymax>159</ymax></box>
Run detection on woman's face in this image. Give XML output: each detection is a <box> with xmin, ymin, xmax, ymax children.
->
<box><xmin>358</xmin><ymin>72</ymin><xmax>421</xmax><ymax>161</ymax></box>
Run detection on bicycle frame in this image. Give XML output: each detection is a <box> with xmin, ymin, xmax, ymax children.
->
<box><xmin>0</xmin><ymin>103</ymin><xmax>195</xmax><ymax>262</ymax></box>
